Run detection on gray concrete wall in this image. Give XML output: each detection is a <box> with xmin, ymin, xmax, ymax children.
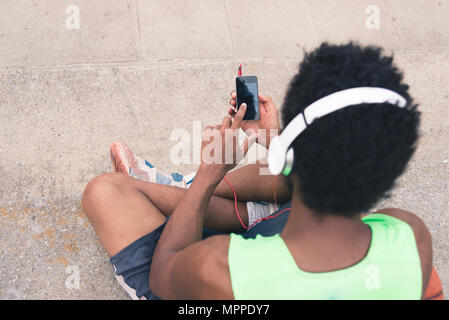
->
<box><xmin>1</xmin><ymin>0</ymin><xmax>448</xmax><ymax>299</ymax></box>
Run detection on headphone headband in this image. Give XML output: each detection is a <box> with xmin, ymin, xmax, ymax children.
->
<box><xmin>268</xmin><ymin>87</ymin><xmax>407</xmax><ymax>175</ymax></box>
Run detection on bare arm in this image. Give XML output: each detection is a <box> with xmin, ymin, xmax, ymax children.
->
<box><xmin>149</xmin><ymin>166</ymin><xmax>234</xmax><ymax>299</ymax></box>
<box><xmin>150</xmin><ymin>106</ymin><xmax>255</xmax><ymax>299</ymax></box>
<box><xmin>214</xmin><ymin>160</ymin><xmax>292</xmax><ymax>203</ymax></box>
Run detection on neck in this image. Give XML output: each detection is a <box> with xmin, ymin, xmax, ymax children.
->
<box><xmin>283</xmin><ymin>193</ymin><xmax>367</xmax><ymax>235</ymax></box>
<box><xmin>280</xmin><ymin>191</ymin><xmax>372</xmax><ymax>272</ymax></box>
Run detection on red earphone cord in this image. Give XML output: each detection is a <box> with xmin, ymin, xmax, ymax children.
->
<box><xmin>223</xmin><ymin>176</ymin><xmax>291</xmax><ymax>230</ymax></box>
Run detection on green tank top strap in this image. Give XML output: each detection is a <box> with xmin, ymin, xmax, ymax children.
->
<box><xmin>228</xmin><ymin>213</ymin><xmax>422</xmax><ymax>299</ymax></box>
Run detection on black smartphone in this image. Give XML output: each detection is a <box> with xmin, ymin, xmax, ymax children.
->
<box><xmin>236</xmin><ymin>76</ymin><xmax>260</xmax><ymax>121</ymax></box>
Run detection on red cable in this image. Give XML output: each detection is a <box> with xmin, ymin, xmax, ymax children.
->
<box><xmin>223</xmin><ymin>176</ymin><xmax>291</xmax><ymax>230</ymax></box>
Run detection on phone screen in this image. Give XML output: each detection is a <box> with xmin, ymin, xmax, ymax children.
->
<box><xmin>236</xmin><ymin>76</ymin><xmax>260</xmax><ymax>121</ymax></box>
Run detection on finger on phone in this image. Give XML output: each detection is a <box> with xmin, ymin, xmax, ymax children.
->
<box><xmin>231</xmin><ymin>90</ymin><xmax>236</xmax><ymax>98</ymax></box>
<box><xmin>230</xmin><ymin>98</ymin><xmax>236</xmax><ymax>106</ymax></box>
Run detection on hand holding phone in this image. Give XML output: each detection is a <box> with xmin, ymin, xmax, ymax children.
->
<box><xmin>229</xmin><ymin>91</ymin><xmax>280</xmax><ymax>148</ymax></box>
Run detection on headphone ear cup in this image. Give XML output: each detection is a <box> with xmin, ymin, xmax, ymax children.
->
<box><xmin>282</xmin><ymin>147</ymin><xmax>294</xmax><ymax>176</ymax></box>
<box><xmin>268</xmin><ymin>136</ymin><xmax>287</xmax><ymax>175</ymax></box>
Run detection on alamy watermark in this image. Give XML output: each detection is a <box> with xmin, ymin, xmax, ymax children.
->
<box><xmin>365</xmin><ymin>265</ymin><xmax>380</xmax><ymax>290</ymax></box>
<box><xmin>169</xmin><ymin>121</ymin><xmax>277</xmax><ymax>175</ymax></box>
<box><xmin>365</xmin><ymin>5</ymin><xmax>380</xmax><ymax>30</ymax></box>
<box><xmin>65</xmin><ymin>265</ymin><xmax>80</xmax><ymax>290</ymax></box>
<box><xmin>65</xmin><ymin>5</ymin><xmax>80</xmax><ymax>30</ymax></box>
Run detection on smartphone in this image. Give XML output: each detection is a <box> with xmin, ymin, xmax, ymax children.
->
<box><xmin>236</xmin><ymin>76</ymin><xmax>260</xmax><ymax>121</ymax></box>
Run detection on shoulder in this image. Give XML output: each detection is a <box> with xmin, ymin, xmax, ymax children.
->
<box><xmin>192</xmin><ymin>235</ymin><xmax>231</xmax><ymax>267</ymax></box>
<box><xmin>375</xmin><ymin>208</ymin><xmax>432</xmax><ymax>251</ymax></box>
<box><xmin>375</xmin><ymin>207</ymin><xmax>432</xmax><ymax>297</ymax></box>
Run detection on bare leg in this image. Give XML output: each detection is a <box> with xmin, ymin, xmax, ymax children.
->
<box><xmin>82</xmin><ymin>172</ymin><xmax>248</xmax><ymax>257</ymax></box>
<box><xmin>124</xmin><ymin>174</ymin><xmax>249</xmax><ymax>232</ymax></box>
<box><xmin>82</xmin><ymin>173</ymin><xmax>166</xmax><ymax>257</ymax></box>
<box><xmin>85</xmin><ymin>141</ymin><xmax>290</xmax><ymax>258</ymax></box>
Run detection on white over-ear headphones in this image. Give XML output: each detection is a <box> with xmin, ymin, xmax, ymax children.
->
<box><xmin>267</xmin><ymin>87</ymin><xmax>408</xmax><ymax>176</ymax></box>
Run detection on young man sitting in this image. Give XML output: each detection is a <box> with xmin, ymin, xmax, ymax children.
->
<box><xmin>82</xmin><ymin>43</ymin><xmax>443</xmax><ymax>300</ymax></box>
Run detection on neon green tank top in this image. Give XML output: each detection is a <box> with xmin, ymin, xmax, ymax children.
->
<box><xmin>228</xmin><ymin>214</ymin><xmax>422</xmax><ymax>299</ymax></box>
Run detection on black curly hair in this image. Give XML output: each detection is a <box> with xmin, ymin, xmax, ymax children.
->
<box><xmin>282</xmin><ymin>42</ymin><xmax>420</xmax><ymax>217</ymax></box>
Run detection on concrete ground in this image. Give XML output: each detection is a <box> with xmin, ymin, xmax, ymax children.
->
<box><xmin>0</xmin><ymin>0</ymin><xmax>448</xmax><ymax>299</ymax></box>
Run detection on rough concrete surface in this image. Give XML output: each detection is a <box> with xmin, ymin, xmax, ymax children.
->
<box><xmin>0</xmin><ymin>0</ymin><xmax>448</xmax><ymax>299</ymax></box>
